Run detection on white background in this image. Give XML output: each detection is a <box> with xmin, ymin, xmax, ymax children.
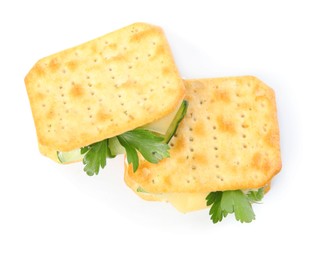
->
<box><xmin>1</xmin><ymin>0</ymin><xmax>327</xmax><ymax>259</ymax></box>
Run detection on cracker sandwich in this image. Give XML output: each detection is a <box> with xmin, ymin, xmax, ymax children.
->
<box><xmin>125</xmin><ymin>76</ymin><xmax>281</xmax><ymax>223</ymax></box>
<box><xmin>25</xmin><ymin>23</ymin><xmax>187</xmax><ymax>175</ymax></box>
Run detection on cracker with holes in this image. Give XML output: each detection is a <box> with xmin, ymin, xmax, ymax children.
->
<box><xmin>25</xmin><ymin>23</ymin><xmax>186</xmax><ymax>175</ymax></box>
<box><xmin>125</xmin><ymin>76</ymin><xmax>282</xmax><ymax>222</ymax></box>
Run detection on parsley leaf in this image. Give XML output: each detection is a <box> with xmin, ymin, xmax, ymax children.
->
<box><xmin>117</xmin><ymin>129</ymin><xmax>170</xmax><ymax>172</ymax></box>
<box><xmin>117</xmin><ymin>134</ymin><xmax>139</xmax><ymax>172</ymax></box>
<box><xmin>221</xmin><ymin>190</ymin><xmax>255</xmax><ymax>223</ymax></box>
<box><xmin>247</xmin><ymin>188</ymin><xmax>264</xmax><ymax>203</ymax></box>
<box><xmin>81</xmin><ymin>139</ymin><xmax>112</xmax><ymax>176</ymax></box>
<box><xmin>206</xmin><ymin>189</ymin><xmax>264</xmax><ymax>223</ymax></box>
<box><xmin>206</xmin><ymin>192</ymin><xmax>227</xmax><ymax>223</ymax></box>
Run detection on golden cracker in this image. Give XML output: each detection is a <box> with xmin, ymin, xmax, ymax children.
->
<box><xmin>125</xmin><ymin>76</ymin><xmax>281</xmax><ymax>193</ymax></box>
<box><xmin>25</xmin><ymin>23</ymin><xmax>185</xmax><ymax>156</ymax></box>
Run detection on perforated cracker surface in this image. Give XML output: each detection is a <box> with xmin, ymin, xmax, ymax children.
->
<box><xmin>125</xmin><ymin>76</ymin><xmax>281</xmax><ymax>193</ymax></box>
<box><xmin>25</xmin><ymin>23</ymin><xmax>185</xmax><ymax>152</ymax></box>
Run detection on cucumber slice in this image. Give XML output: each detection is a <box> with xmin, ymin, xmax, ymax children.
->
<box><xmin>163</xmin><ymin>100</ymin><xmax>188</xmax><ymax>143</ymax></box>
<box><xmin>57</xmin><ymin>138</ymin><xmax>126</xmax><ymax>163</ymax></box>
<box><xmin>142</xmin><ymin>100</ymin><xmax>188</xmax><ymax>143</ymax></box>
<box><xmin>142</xmin><ymin>101</ymin><xmax>183</xmax><ymax>135</ymax></box>
<box><xmin>57</xmin><ymin>149</ymin><xmax>84</xmax><ymax>163</ymax></box>
<box><xmin>108</xmin><ymin>137</ymin><xmax>125</xmax><ymax>155</ymax></box>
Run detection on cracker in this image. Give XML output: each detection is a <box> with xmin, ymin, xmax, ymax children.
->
<box><xmin>124</xmin><ymin>163</ymin><xmax>208</xmax><ymax>212</ymax></box>
<box><xmin>25</xmin><ymin>23</ymin><xmax>185</xmax><ymax>154</ymax></box>
<box><xmin>125</xmin><ymin>76</ymin><xmax>281</xmax><ymax>193</ymax></box>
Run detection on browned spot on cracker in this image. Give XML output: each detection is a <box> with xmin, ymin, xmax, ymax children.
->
<box><xmin>252</xmin><ymin>152</ymin><xmax>270</xmax><ymax>172</ymax></box>
<box><xmin>254</xmin><ymin>84</ymin><xmax>267</xmax><ymax>97</ymax></box>
<box><xmin>162</xmin><ymin>66</ymin><xmax>172</xmax><ymax>76</ymax></box>
<box><xmin>194</xmin><ymin>122</ymin><xmax>205</xmax><ymax>136</ymax></box>
<box><xmin>34</xmin><ymin>63</ymin><xmax>45</xmax><ymax>77</ymax></box>
<box><xmin>49</xmin><ymin>58</ymin><xmax>60</xmax><ymax>72</ymax></box>
<box><xmin>193</xmin><ymin>153</ymin><xmax>208</xmax><ymax>165</ymax></box>
<box><xmin>185</xmin><ymin>94</ymin><xmax>193</xmax><ymax>102</ymax></box>
<box><xmin>264</xmin><ymin>129</ymin><xmax>279</xmax><ymax>147</ymax></box>
<box><xmin>110</xmin><ymin>54</ymin><xmax>126</xmax><ymax>62</ymax></box>
<box><xmin>67</xmin><ymin>60</ymin><xmax>78</xmax><ymax>71</ymax></box>
<box><xmin>262</xmin><ymin>159</ymin><xmax>271</xmax><ymax>173</ymax></box>
<box><xmin>216</xmin><ymin>116</ymin><xmax>235</xmax><ymax>133</ymax></box>
<box><xmin>251</xmin><ymin>152</ymin><xmax>261</xmax><ymax>169</ymax></box>
<box><xmin>35</xmin><ymin>92</ymin><xmax>45</xmax><ymax>101</ymax></box>
<box><xmin>155</xmin><ymin>45</ymin><xmax>165</xmax><ymax>57</ymax></box>
<box><xmin>69</xmin><ymin>84</ymin><xmax>84</xmax><ymax>98</ymax></box>
<box><xmin>215</xmin><ymin>89</ymin><xmax>230</xmax><ymax>103</ymax></box>
<box><xmin>118</xmin><ymin>80</ymin><xmax>135</xmax><ymax>90</ymax></box>
<box><xmin>173</xmin><ymin>137</ymin><xmax>185</xmax><ymax>152</ymax></box>
<box><xmin>129</xmin><ymin>29</ymin><xmax>155</xmax><ymax>43</ymax></box>
<box><xmin>96</xmin><ymin>110</ymin><xmax>112</xmax><ymax>121</ymax></box>
<box><xmin>163</xmin><ymin>175</ymin><xmax>172</xmax><ymax>186</ymax></box>
<box><xmin>46</xmin><ymin>109</ymin><xmax>55</xmax><ymax>120</ymax></box>
<box><xmin>255</xmin><ymin>96</ymin><xmax>269</xmax><ymax>104</ymax></box>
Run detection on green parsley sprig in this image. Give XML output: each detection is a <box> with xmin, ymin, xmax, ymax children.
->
<box><xmin>206</xmin><ymin>188</ymin><xmax>264</xmax><ymax>223</ymax></box>
<box><xmin>117</xmin><ymin>129</ymin><xmax>170</xmax><ymax>172</ymax></box>
<box><xmin>80</xmin><ymin>129</ymin><xmax>170</xmax><ymax>176</ymax></box>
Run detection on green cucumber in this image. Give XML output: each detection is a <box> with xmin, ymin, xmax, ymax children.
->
<box><xmin>57</xmin><ymin>149</ymin><xmax>84</xmax><ymax>163</ymax></box>
<box><xmin>142</xmin><ymin>101</ymin><xmax>183</xmax><ymax>135</ymax></box>
<box><xmin>108</xmin><ymin>137</ymin><xmax>125</xmax><ymax>155</ymax></box>
<box><xmin>142</xmin><ymin>100</ymin><xmax>188</xmax><ymax>143</ymax></box>
<box><xmin>163</xmin><ymin>100</ymin><xmax>188</xmax><ymax>143</ymax></box>
<box><xmin>57</xmin><ymin>138</ymin><xmax>125</xmax><ymax>164</ymax></box>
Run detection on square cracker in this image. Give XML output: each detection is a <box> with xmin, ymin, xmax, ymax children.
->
<box><xmin>125</xmin><ymin>76</ymin><xmax>281</xmax><ymax>193</ymax></box>
<box><xmin>25</xmin><ymin>23</ymin><xmax>185</xmax><ymax>153</ymax></box>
